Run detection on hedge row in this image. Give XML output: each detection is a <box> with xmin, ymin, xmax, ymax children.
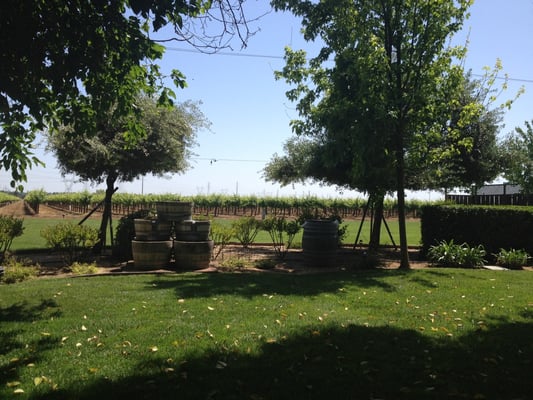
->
<box><xmin>421</xmin><ymin>204</ymin><xmax>533</xmax><ymax>259</ymax></box>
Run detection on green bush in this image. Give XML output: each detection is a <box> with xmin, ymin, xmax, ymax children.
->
<box><xmin>0</xmin><ymin>215</ymin><xmax>24</xmax><ymax>262</ymax></box>
<box><xmin>68</xmin><ymin>261</ymin><xmax>99</xmax><ymax>275</ymax></box>
<box><xmin>210</xmin><ymin>220</ymin><xmax>235</xmax><ymax>260</ymax></box>
<box><xmin>218</xmin><ymin>256</ymin><xmax>246</xmax><ymax>271</ymax></box>
<box><xmin>261</xmin><ymin>216</ymin><xmax>301</xmax><ymax>259</ymax></box>
<box><xmin>255</xmin><ymin>258</ymin><xmax>277</xmax><ymax>270</ymax></box>
<box><xmin>495</xmin><ymin>248</ymin><xmax>529</xmax><ymax>270</ymax></box>
<box><xmin>231</xmin><ymin>217</ymin><xmax>261</xmax><ymax>248</ymax></box>
<box><xmin>41</xmin><ymin>222</ymin><xmax>99</xmax><ymax>265</ymax></box>
<box><xmin>427</xmin><ymin>239</ymin><xmax>486</xmax><ymax>268</ymax></box>
<box><xmin>113</xmin><ymin>210</ymin><xmax>150</xmax><ymax>261</ymax></box>
<box><xmin>0</xmin><ymin>256</ymin><xmax>40</xmax><ymax>284</ymax></box>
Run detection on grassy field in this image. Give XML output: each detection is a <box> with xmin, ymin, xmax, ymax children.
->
<box><xmin>9</xmin><ymin>217</ymin><xmax>421</xmax><ymax>251</ymax></box>
<box><xmin>1</xmin><ymin>269</ymin><xmax>531</xmax><ymax>399</ymax></box>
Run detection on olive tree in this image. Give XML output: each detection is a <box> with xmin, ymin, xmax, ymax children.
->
<box><xmin>47</xmin><ymin>96</ymin><xmax>210</xmax><ymax>252</ymax></box>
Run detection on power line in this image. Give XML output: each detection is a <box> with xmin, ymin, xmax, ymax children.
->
<box><xmin>165</xmin><ymin>46</ymin><xmax>284</xmax><ymax>60</ymax></box>
<box><xmin>165</xmin><ymin>46</ymin><xmax>533</xmax><ymax>84</ymax></box>
<box><xmin>193</xmin><ymin>157</ymin><xmax>267</xmax><ymax>164</ymax></box>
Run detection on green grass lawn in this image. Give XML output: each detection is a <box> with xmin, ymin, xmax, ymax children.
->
<box><xmin>1</xmin><ymin>269</ymin><xmax>531</xmax><ymax>399</ymax></box>
<box><xmin>9</xmin><ymin>217</ymin><xmax>421</xmax><ymax>252</ymax></box>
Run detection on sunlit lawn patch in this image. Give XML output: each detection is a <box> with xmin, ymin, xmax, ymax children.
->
<box><xmin>1</xmin><ymin>269</ymin><xmax>531</xmax><ymax>399</ymax></box>
<box><xmin>9</xmin><ymin>218</ymin><xmax>421</xmax><ymax>251</ymax></box>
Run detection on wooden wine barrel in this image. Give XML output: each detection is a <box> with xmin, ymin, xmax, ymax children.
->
<box><xmin>173</xmin><ymin>240</ymin><xmax>213</xmax><ymax>270</ymax></box>
<box><xmin>155</xmin><ymin>201</ymin><xmax>193</xmax><ymax>221</ymax></box>
<box><xmin>174</xmin><ymin>220</ymin><xmax>211</xmax><ymax>241</ymax></box>
<box><xmin>133</xmin><ymin>219</ymin><xmax>172</xmax><ymax>241</ymax></box>
<box><xmin>302</xmin><ymin>219</ymin><xmax>339</xmax><ymax>267</ymax></box>
<box><xmin>131</xmin><ymin>240</ymin><xmax>172</xmax><ymax>270</ymax></box>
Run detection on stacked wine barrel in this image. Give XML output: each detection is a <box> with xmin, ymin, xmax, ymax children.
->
<box><xmin>131</xmin><ymin>201</ymin><xmax>213</xmax><ymax>270</ymax></box>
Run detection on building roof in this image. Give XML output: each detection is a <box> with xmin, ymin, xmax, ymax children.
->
<box><xmin>476</xmin><ymin>184</ymin><xmax>521</xmax><ymax>195</ymax></box>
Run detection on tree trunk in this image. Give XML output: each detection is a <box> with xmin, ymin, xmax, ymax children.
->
<box><xmin>395</xmin><ymin>134</ymin><xmax>410</xmax><ymax>270</ymax></box>
<box><xmin>94</xmin><ymin>175</ymin><xmax>117</xmax><ymax>254</ymax></box>
<box><xmin>369</xmin><ymin>194</ymin><xmax>385</xmax><ymax>251</ymax></box>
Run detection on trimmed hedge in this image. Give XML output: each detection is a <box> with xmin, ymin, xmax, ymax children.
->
<box><xmin>421</xmin><ymin>205</ymin><xmax>533</xmax><ymax>260</ymax></box>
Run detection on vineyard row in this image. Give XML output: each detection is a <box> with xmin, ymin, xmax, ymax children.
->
<box><xmin>34</xmin><ymin>192</ymin><xmax>443</xmax><ymax>219</ymax></box>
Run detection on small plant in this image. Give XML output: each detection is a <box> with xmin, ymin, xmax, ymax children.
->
<box><xmin>427</xmin><ymin>239</ymin><xmax>486</xmax><ymax>268</ymax></box>
<box><xmin>210</xmin><ymin>221</ymin><xmax>235</xmax><ymax>260</ymax></box>
<box><xmin>0</xmin><ymin>215</ymin><xmax>24</xmax><ymax>262</ymax></box>
<box><xmin>68</xmin><ymin>262</ymin><xmax>99</xmax><ymax>275</ymax></box>
<box><xmin>495</xmin><ymin>248</ymin><xmax>529</xmax><ymax>270</ymax></box>
<box><xmin>261</xmin><ymin>216</ymin><xmax>301</xmax><ymax>259</ymax></box>
<box><xmin>231</xmin><ymin>217</ymin><xmax>261</xmax><ymax>248</ymax></box>
<box><xmin>41</xmin><ymin>222</ymin><xmax>99</xmax><ymax>265</ymax></box>
<box><xmin>255</xmin><ymin>258</ymin><xmax>277</xmax><ymax>270</ymax></box>
<box><xmin>0</xmin><ymin>256</ymin><xmax>40</xmax><ymax>284</ymax></box>
<box><xmin>218</xmin><ymin>256</ymin><xmax>247</xmax><ymax>271</ymax></box>
<box><xmin>460</xmin><ymin>244</ymin><xmax>486</xmax><ymax>268</ymax></box>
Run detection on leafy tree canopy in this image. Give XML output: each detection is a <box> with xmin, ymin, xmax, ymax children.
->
<box><xmin>46</xmin><ymin>96</ymin><xmax>209</xmax><ymax>184</ymax></box>
<box><xmin>407</xmin><ymin>68</ymin><xmax>515</xmax><ymax>192</ymax></box>
<box><xmin>501</xmin><ymin>120</ymin><xmax>533</xmax><ymax>194</ymax></box>
<box><xmin>1</xmin><ymin>0</ymin><xmax>254</xmax><ymax>189</ymax></box>
<box><xmin>269</xmin><ymin>0</ymin><xmax>474</xmax><ymax>268</ymax></box>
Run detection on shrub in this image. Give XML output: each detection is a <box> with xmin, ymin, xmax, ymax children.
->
<box><xmin>41</xmin><ymin>222</ymin><xmax>99</xmax><ymax>265</ymax></box>
<box><xmin>255</xmin><ymin>258</ymin><xmax>277</xmax><ymax>270</ymax></box>
<box><xmin>210</xmin><ymin>221</ymin><xmax>235</xmax><ymax>260</ymax></box>
<box><xmin>427</xmin><ymin>239</ymin><xmax>486</xmax><ymax>268</ymax></box>
<box><xmin>495</xmin><ymin>248</ymin><xmax>529</xmax><ymax>270</ymax></box>
<box><xmin>68</xmin><ymin>262</ymin><xmax>99</xmax><ymax>275</ymax></box>
<box><xmin>231</xmin><ymin>217</ymin><xmax>261</xmax><ymax>248</ymax></box>
<box><xmin>218</xmin><ymin>256</ymin><xmax>246</xmax><ymax>271</ymax></box>
<box><xmin>113</xmin><ymin>210</ymin><xmax>151</xmax><ymax>261</ymax></box>
<box><xmin>261</xmin><ymin>216</ymin><xmax>301</xmax><ymax>259</ymax></box>
<box><xmin>0</xmin><ymin>215</ymin><xmax>24</xmax><ymax>262</ymax></box>
<box><xmin>0</xmin><ymin>256</ymin><xmax>40</xmax><ymax>284</ymax></box>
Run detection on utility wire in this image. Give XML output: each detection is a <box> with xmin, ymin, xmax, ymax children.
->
<box><xmin>193</xmin><ymin>157</ymin><xmax>267</xmax><ymax>164</ymax></box>
<box><xmin>165</xmin><ymin>46</ymin><xmax>533</xmax><ymax>84</ymax></box>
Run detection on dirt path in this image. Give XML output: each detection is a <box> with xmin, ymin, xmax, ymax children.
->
<box><xmin>0</xmin><ymin>200</ymin><xmax>85</xmax><ymax>218</ymax></box>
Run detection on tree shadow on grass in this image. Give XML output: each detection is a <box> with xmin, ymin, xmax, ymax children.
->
<box><xmin>33</xmin><ymin>316</ymin><xmax>533</xmax><ymax>400</ymax></box>
<box><xmin>0</xmin><ymin>299</ymin><xmax>62</xmax><ymax>390</ymax></box>
<box><xmin>145</xmin><ymin>269</ymin><xmax>401</xmax><ymax>300</ymax></box>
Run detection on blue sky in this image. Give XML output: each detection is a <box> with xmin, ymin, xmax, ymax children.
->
<box><xmin>2</xmin><ymin>0</ymin><xmax>533</xmax><ymax>200</ymax></box>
